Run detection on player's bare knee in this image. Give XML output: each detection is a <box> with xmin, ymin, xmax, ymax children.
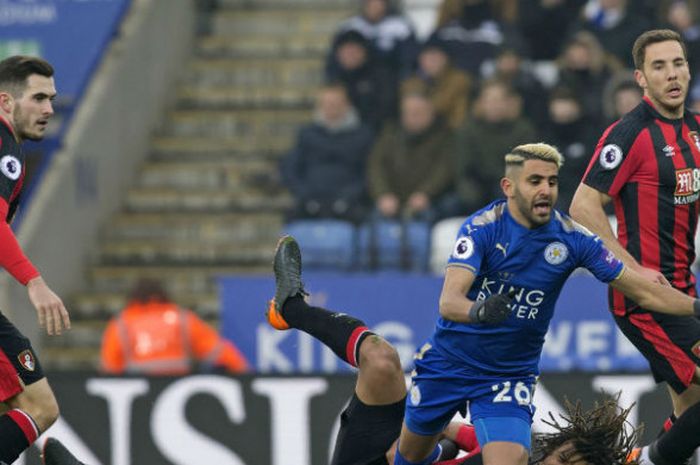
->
<box><xmin>27</xmin><ymin>395</ymin><xmax>59</xmax><ymax>431</ymax></box>
<box><xmin>10</xmin><ymin>381</ymin><xmax>60</xmax><ymax>431</ymax></box>
<box><xmin>359</xmin><ymin>337</ymin><xmax>401</xmax><ymax>380</ymax></box>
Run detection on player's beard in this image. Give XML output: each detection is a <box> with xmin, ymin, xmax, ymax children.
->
<box><xmin>514</xmin><ymin>190</ymin><xmax>551</xmax><ymax>227</ymax></box>
<box><xmin>648</xmin><ymin>84</ymin><xmax>686</xmax><ymax>118</ymax></box>
<box><xmin>13</xmin><ymin>105</ymin><xmax>43</xmax><ymax>141</ymax></box>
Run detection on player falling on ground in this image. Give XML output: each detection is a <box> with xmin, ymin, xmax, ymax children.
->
<box><xmin>438</xmin><ymin>397</ymin><xmax>641</xmax><ymax>465</ymax></box>
<box><xmin>450</xmin><ymin>395</ymin><xmax>700</xmax><ymax>465</ymax></box>
<box><xmin>266</xmin><ymin>235</ymin><xmax>700</xmax><ymax>465</ymax></box>
<box><xmin>268</xmin><ymin>235</ymin><xmax>413</xmax><ymax>465</ymax></box>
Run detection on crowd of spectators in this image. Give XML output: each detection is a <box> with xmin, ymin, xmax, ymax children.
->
<box><xmin>279</xmin><ymin>0</ymin><xmax>700</xmax><ymax>270</ymax></box>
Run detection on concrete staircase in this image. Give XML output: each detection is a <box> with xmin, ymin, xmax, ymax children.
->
<box><xmin>42</xmin><ymin>0</ymin><xmax>354</xmax><ymax>370</ymax></box>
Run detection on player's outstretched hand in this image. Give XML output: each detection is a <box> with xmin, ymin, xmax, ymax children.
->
<box><xmin>637</xmin><ymin>266</ymin><xmax>671</xmax><ymax>286</ymax></box>
<box><xmin>469</xmin><ymin>290</ymin><xmax>515</xmax><ymax>325</ymax></box>
<box><xmin>26</xmin><ymin>276</ymin><xmax>71</xmax><ymax>336</ymax></box>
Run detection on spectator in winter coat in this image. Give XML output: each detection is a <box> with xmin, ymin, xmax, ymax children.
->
<box><xmin>280</xmin><ymin>84</ymin><xmax>374</xmax><ymax>223</ymax></box>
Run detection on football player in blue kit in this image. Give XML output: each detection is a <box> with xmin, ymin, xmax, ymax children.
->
<box><xmin>393</xmin><ymin>143</ymin><xmax>700</xmax><ymax>465</ymax></box>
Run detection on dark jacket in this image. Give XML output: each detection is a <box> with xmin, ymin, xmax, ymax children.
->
<box><xmin>368</xmin><ymin>121</ymin><xmax>454</xmax><ymax>203</ymax></box>
<box><xmin>281</xmin><ymin>118</ymin><xmax>374</xmax><ymax>217</ymax></box>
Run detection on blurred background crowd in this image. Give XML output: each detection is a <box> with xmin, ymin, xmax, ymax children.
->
<box><xmin>277</xmin><ymin>0</ymin><xmax>700</xmax><ymax>274</ymax></box>
<box><xmin>7</xmin><ymin>0</ymin><xmax>700</xmax><ymax>373</ymax></box>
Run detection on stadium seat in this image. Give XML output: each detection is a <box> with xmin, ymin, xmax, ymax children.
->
<box><xmin>283</xmin><ymin>219</ymin><xmax>356</xmax><ymax>270</ymax></box>
<box><xmin>429</xmin><ymin>217</ymin><xmax>464</xmax><ymax>275</ymax></box>
<box><xmin>357</xmin><ymin>220</ymin><xmax>430</xmax><ymax>272</ymax></box>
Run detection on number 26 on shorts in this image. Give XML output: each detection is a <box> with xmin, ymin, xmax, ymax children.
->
<box><xmin>491</xmin><ymin>381</ymin><xmax>533</xmax><ymax>407</ymax></box>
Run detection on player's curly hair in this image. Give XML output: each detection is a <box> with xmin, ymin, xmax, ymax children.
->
<box><xmin>531</xmin><ymin>396</ymin><xmax>642</xmax><ymax>465</ymax></box>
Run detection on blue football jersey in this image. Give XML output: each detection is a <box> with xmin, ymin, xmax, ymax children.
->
<box><xmin>434</xmin><ymin>199</ymin><xmax>624</xmax><ymax>376</ymax></box>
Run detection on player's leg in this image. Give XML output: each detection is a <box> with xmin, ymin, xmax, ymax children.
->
<box><xmin>268</xmin><ymin>236</ymin><xmax>407</xmax><ymax>464</ymax></box>
<box><xmin>394</xmin><ymin>424</ymin><xmax>442</xmax><ymax>464</ymax></box>
<box><xmin>329</xmin><ymin>334</ymin><xmax>407</xmax><ymax>465</ymax></box>
<box><xmin>465</xmin><ymin>374</ymin><xmax>534</xmax><ymax>465</ymax></box>
<box><xmin>268</xmin><ymin>236</ymin><xmax>406</xmax><ymax>398</ymax></box>
<box><xmin>658</xmin><ymin>380</ymin><xmax>700</xmax><ymax>439</ymax></box>
<box><xmin>443</xmin><ymin>422</ymin><xmax>480</xmax><ymax>456</ymax></box>
<box><xmin>356</xmin><ymin>333</ymin><xmax>405</xmax><ymax>404</ymax></box>
<box><xmin>632</xmin><ymin>396</ymin><xmax>700</xmax><ymax>465</ymax></box>
<box><xmin>614</xmin><ymin>312</ymin><xmax>700</xmax><ymax>438</ymax></box>
<box><xmin>267</xmin><ymin>236</ymin><xmax>377</xmax><ymax>370</ymax></box>
<box><xmin>5</xmin><ymin>378</ymin><xmax>59</xmax><ymax>432</ymax></box>
<box><xmin>42</xmin><ymin>437</ymin><xmax>87</xmax><ymax>465</ymax></box>
<box><xmin>668</xmin><ymin>370</ymin><xmax>700</xmax><ymax>415</ymax></box>
<box><xmin>480</xmin><ymin>442</ymin><xmax>527</xmax><ymax>465</ymax></box>
<box><xmin>0</xmin><ymin>312</ymin><xmax>57</xmax><ymax>463</ymax></box>
<box><xmin>394</xmin><ymin>345</ymin><xmax>476</xmax><ymax>465</ymax></box>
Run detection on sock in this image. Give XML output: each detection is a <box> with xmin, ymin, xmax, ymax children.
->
<box><xmin>655</xmin><ymin>413</ymin><xmax>675</xmax><ymax>438</ymax></box>
<box><xmin>282</xmin><ymin>295</ymin><xmax>371</xmax><ymax>367</ymax></box>
<box><xmin>455</xmin><ymin>424</ymin><xmax>480</xmax><ymax>454</ymax></box>
<box><xmin>636</xmin><ymin>446</ymin><xmax>654</xmax><ymax>465</ymax></box>
<box><xmin>0</xmin><ymin>409</ymin><xmax>39</xmax><ymax>463</ymax></box>
<box><xmin>649</xmin><ymin>401</ymin><xmax>700</xmax><ymax>465</ymax></box>
<box><xmin>436</xmin><ymin>439</ymin><xmax>458</xmax><ymax>460</ymax></box>
<box><xmin>393</xmin><ymin>443</ymin><xmax>441</xmax><ymax>465</ymax></box>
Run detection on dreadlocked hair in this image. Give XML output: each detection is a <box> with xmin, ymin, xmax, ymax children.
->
<box><xmin>531</xmin><ymin>396</ymin><xmax>642</xmax><ymax>465</ymax></box>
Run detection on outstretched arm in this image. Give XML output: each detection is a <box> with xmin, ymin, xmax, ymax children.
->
<box><xmin>570</xmin><ymin>183</ymin><xmax>668</xmax><ymax>284</ymax></box>
<box><xmin>610</xmin><ymin>267</ymin><xmax>698</xmax><ymax>316</ymax></box>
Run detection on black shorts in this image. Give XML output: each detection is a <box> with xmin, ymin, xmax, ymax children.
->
<box><xmin>615</xmin><ymin>311</ymin><xmax>700</xmax><ymax>393</ymax></box>
<box><xmin>0</xmin><ymin>312</ymin><xmax>44</xmax><ymax>401</ymax></box>
<box><xmin>331</xmin><ymin>393</ymin><xmax>406</xmax><ymax>465</ymax></box>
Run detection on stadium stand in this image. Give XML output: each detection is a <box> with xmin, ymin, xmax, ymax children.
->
<box><xmin>284</xmin><ymin>219</ymin><xmax>357</xmax><ymax>270</ymax></box>
<box><xmin>35</xmin><ymin>0</ymin><xmax>354</xmax><ymax>370</ymax></box>
<box><xmin>358</xmin><ymin>219</ymin><xmax>431</xmax><ymax>272</ymax></box>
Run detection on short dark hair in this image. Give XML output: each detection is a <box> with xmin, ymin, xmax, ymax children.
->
<box><xmin>632</xmin><ymin>29</ymin><xmax>686</xmax><ymax>70</ymax></box>
<box><xmin>0</xmin><ymin>55</ymin><xmax>54</xmax><ymax>97</ymax></box>
<box><xmin>128</xmin><ymin>278</ymin><xmax>170</xmax><ymax>303</ymax></box>
<box><xmin>532</xmin><ymin>397</ymin><xmax>642</xmax><ymax>465</ymax></box>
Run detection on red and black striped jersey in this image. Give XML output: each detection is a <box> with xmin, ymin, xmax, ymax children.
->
<box><xmin>0</xmin><ymin>116</ymin><xmax>37</xmax><ymax>285</ymax></box>
<box><xmin>583</xmin><ymin>97</ymin><xmax>700</xmax><ymax>314</ymax></box>
<box><xmin>0</xmin><ymin>116</ymin><xmax>25</xmax><ymax>222</ymax></box>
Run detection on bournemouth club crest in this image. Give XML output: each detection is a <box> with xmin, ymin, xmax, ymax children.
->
<box><xmin>692</xmin><ymin>341</ymin><xmax>700</xmax><ymax>359</ymax></box>
<box><xmin>17</xmin><ymin>350</ymin><xmax>35</xmax><ymax>372</ymax></box>
<box><xmin>689</xmin><ymin>131</ymin><xmax>700</xmax><ymax>152</ymax></box>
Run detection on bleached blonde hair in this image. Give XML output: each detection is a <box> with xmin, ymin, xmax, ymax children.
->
<box><xmin>505</xmin><ymin>143</ymin><xmax>564</xmax><ymax>170</ymax></box>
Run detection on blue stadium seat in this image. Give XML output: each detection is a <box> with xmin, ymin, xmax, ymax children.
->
<box><xmin>357</xmin><ymin>220</ymin><xmax>430</xmax><ymax>272</ymax></box>
<box><xmin>284</xmin><ymin>220</ymin><xmax>356</xmax><ymax>270</ymax></box>
<box><xmin>430</xmin><ymin>217</ymin><xmax>464</xmax><ymax>275</ymax></box>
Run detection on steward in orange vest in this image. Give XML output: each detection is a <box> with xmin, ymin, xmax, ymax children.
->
<box><xmin>100</xmin><ymin>279</ymin><xmax>249</xmax><ymax>375</ymax></box>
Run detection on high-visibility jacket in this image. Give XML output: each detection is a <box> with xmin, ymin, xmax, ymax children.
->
<box><xmin>100</xmin><ymin>301</ymin><xmax>249</xmax><ymax>375</ymax></box>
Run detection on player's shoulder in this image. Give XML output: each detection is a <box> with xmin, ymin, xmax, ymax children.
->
<box><xmin>463</xmin><ymin>200</ymin><xmax>507</xmax><ymax>230</ymax></box>
<box><xmin>0</xmin><ymin>118</ymin><xmax>15</xmax><ymax>148</ymax></box>
<box><xmin>550</xmin><ymin>210</ymin><xmax>598</xmax><ymax>239</ymax></box>
<box><xmin>600</xmin><ymin>103</ymin><xmax>651</xmax><ymax>149</ymax></box>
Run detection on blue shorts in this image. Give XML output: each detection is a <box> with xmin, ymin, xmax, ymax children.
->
<box><xmin>404</xmin><ymin>343</ymin><xmax>536</xmax><ymax>449</ymax></box>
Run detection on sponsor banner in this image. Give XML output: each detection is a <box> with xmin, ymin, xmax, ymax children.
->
<box><xmin>0</xmin><ymin>0</ymin><xmax>131</xmax><ymax>107</ymax></box>
<box><xmin>220</xmin><ymin>273</ymin><xmax>651</xmax><ymax>373</ymax></box>
<box><xmin>0</xmin><ymin>0</ymin><xmax>130</xmax><ymax>220</ymax></box>
<box><xmin>15</xmin><ymin>372</ymin><xmax>692</xmax><ymax>465</ymax></box>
